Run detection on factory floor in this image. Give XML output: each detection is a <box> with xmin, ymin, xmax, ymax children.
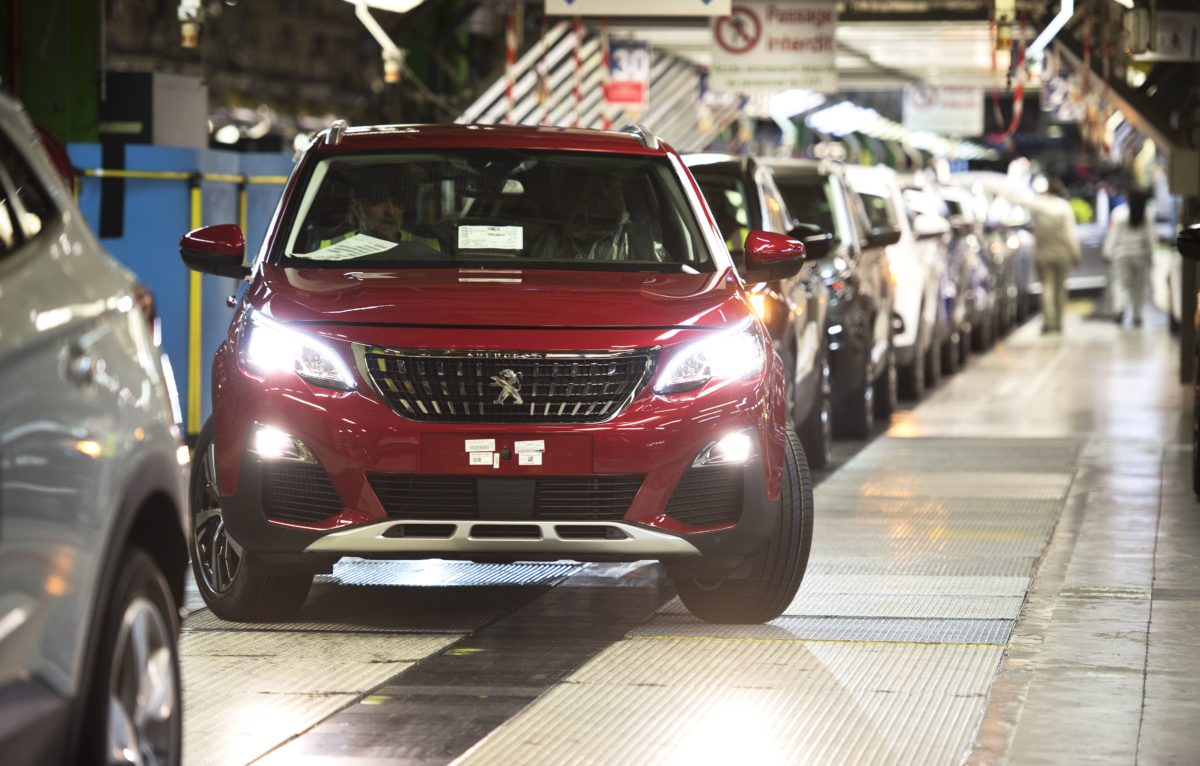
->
<box><xmin>180</xmin><ymin>310</ymin><xmax>1200</xmax><ymax>765</ymax></box>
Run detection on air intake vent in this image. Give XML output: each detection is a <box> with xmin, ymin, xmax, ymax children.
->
<box><xmin>369</xmin><ymin>474</ymin><xmax>643</xmax><ymax>521</ymax></box>
<box><xmin>262</xmin><ymin>462</ymin><xmax>342</xmax><ymax>524</ymax></box>
<box><xmin>360</xmin><ymin>348</ymin><xmax>655</xmax><ymax>424</ymax></box>
<box><xmin>664</xmin><ymin>464</ymin><xmax>743</xmax><ymax>528</ymax></box>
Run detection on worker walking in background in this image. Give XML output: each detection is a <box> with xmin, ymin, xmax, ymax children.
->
<box><xmin>1029</xmin><ymin>178</ymin><xmax>1082</xmax><ymax>333</ymax></box>
<box><xmin>1103</xmin><ymin>187</ymin><xmax>1155</xmax><ymax>327</ymax></box>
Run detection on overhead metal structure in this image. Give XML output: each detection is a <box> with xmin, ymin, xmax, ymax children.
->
<box><xmin>456</xmin><ymin>22</ymin><xmax>744</xmax><ymax>152</ymax></box>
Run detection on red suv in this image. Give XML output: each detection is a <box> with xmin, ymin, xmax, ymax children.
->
<box><xmin>180</xmin><ymin>123</ymin><xmax>813</xmax><ymax>624</ymax></box>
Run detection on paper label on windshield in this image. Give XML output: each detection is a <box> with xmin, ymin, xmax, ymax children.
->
<box><xmin>305</xmin><ymin>234</ymin><xmax>395</xmax><ymax>261</ymax></box>
<box><xmin>458</xmin><ymin>225</ymin><xmax>523</xmax><ymax>250</ymax></box>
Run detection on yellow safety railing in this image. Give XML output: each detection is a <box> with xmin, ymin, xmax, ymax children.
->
<box><xmin>74</xmin><ymin>167</ymin><xmax>289</xmax><ymax>439</ymax></box>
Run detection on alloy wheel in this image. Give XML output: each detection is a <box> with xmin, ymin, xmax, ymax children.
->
<box><xmin>193</xmin><ymin>442</ymin><xmax>242</xmax><ymax>594</ymax></box>
<box><xmin>107</xmin><ymin>597</ymin><xmax>177</xmax><ymax>766</ymax></box>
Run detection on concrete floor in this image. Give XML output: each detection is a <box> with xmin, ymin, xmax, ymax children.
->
<box><xmin>180</xmin><ymin>309</ymin><xmax>1200</xmax><ymax>765</ymax></box>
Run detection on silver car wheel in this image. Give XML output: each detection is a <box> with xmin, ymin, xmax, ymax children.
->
<box><xmin>194</xmin><ymin>441</ymin><xmax>242</xmax><ymax>593</ymax></box>
<box><xmin>107</xmin><ymin>597</ymin><xmax>177</xmax><ymax>766</ymax></box>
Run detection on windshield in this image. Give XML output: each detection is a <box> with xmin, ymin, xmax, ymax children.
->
<box><xmin>774</xmin><ymin>176</ymin><xmax>841</xmax><ymax>238</ymax></box>
<box><xmin>280</xmin><ymin>150</ymin><xmax>712</xmax><ymax>272</ymax></box>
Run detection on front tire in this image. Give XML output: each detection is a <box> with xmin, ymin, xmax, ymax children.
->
<box><xmin>874</xmin><ymin>345</ymin><xmax>897</xmax><ymax>420</ymax></box>
<box><xmin>796</xmin><ymin>346</ymin><xmax>833</xmax><ymax>469</ymax></box>
<box><xmin>83</xmin><ymin>546</ymin><xmax>182</xmax><ymax>766</ymax></box>
<box><xmin>670</xmin><ymin>431</ymin><xmax>813</xmax><ymax>624</ymax></box>
<box><xmin>899</xmin><ymin>337</ymin><xmax>926</xmax><ymax>401</ymax></box>
<box><xmin>835</xmin><ymin>345</ymin><xmax>875</xmax><ymax>438</ymax></box>
<box><xmin>190</xmin><ymin>417</ymin><xmax>313</xmax><ymax>622</ymax></box>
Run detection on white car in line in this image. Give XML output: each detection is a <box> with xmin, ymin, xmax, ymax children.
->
<box><xmin>845</xmin><ymin>165</ymin><xmax>947</xmax><ymax>398</ymax></box>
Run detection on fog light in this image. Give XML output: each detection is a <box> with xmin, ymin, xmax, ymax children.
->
<box><xmin>694</xmin><ymin>430</ymin><xmax>756</xmax><ymax>466</ymax></box>
<box><xmin>251</xmin><ymin>424</ymin><xmax>315</xmax><ymax>462</ymax></box>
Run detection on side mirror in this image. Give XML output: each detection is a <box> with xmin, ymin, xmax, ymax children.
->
<box><xmin>742</xmin><ymin>230</ymin><xmax>808</xmax><ymax>282</ymax></box>
<box><xmin>180</xmin><ymin>224</ymin><xmax>249</xmax><ymax>279</ymax></box>
<box><xmin>912</xmin><ymin>213</ymin><xmax>950</xmax><ymax>240</ymax></box>
<box><xmin>865</xmin><ymin>227</ymin><xmax>901</xmax><ymax>249</ymax></box>
<box><xmin>1178</xmin><ymin>225</ymin><xmax>1200</xmax><ymax>262</ymax></box>
<box><xmin>788</xmin><ymin>222</ymin><xmax>836</xmax><ymax>261</ymax></box>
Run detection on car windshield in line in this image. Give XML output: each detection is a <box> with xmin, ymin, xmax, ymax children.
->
<box><xmin>280</xmin><ymin>150</ymin><xmax>713</xmax><ymax>272</ymax></box>
<box><xmin>773</xmin><ymin>176</ymin><xmax>839</xmax><ymax>237</ymax></box>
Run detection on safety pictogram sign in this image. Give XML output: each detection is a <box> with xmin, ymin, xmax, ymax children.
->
<box><xmin>714</xmin><ymin>7</ymin><xmax>761</xmax><ymax>54</ymax></box>
<box><xmin>710</xmin><ymin>0</ymin><xmax>838</xmax><ymax>94</ymax></box>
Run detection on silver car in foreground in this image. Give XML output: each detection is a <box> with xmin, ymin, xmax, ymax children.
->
<box><xmin>0</xmin><ymin>94</ymin><xmax>189</xmax><ymax>764</ymax></box>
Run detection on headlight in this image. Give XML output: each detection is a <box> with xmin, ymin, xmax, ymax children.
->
<box><xmin>240</xmin><ymin>311</ymin><xmax>356</xmax><ymax>390</ymax></box>
<box><xmin>654</xmin><ymin>322</ymin><xmax>765</xmax><ymax>394</ymax></box>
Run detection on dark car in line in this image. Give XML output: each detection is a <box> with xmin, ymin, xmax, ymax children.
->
<box><xmin>683</xmin><ymin>153</ymin><xmax>834</xmax><ymax>468</ymax></box>
<box><xmin>1176</xmin><ymin>224</ymin><xmax>1200</xmax><ymax>495</ymax></box>
<box><xmin>179</xmin><ymin>123</ymin><xmax>815</xmax><ymax>625</ymax></box>
<box><xmin>764</xmin><ymin>159</ymin><xmax>900</xmax><ymax>438</ymax></box>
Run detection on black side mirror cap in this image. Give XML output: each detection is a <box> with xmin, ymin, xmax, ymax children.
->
<box><xmin>788</xmin><ymin>223</ymin><xmax>836</xmax><ymax>261</ymax></box>
<box><xmin>1179</xmin><ymin>225</ymin><xmax>1200</xmax><ymax>261</ymax></box>
<box><xmin>866</xmin><ymin>227</ymin><xmax>901</xmax><ymax>249</ymax></box>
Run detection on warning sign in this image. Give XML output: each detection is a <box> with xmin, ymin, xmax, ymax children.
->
<box><xmin>902</xmin><ymin>85</ymin><xmax>984</xmax><ymax>136</ymax></box>
<box><xmin>710</xmin><ymin>1</ymin><xmax>838</xmax><ymax>94</ymax></box>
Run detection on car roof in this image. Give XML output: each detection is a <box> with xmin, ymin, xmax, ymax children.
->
<box><xmin>760</xmin><ymin>157</ymin><xmax>839</xmax><ymax>180</ymax></box>
<box><xmin>309</xmin><ymin>123</ymin><xmax>669</xmax><ymax>156</ymax></box>
<box><xmin>680</xmin><ymin>153</ymin><xmax>750</xmax><ymax>177</ymax></box>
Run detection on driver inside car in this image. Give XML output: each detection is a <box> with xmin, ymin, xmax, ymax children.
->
<box><xmin>319</xmin><ymin>167</ymin><xmax>440</xmax><ymax>251</ymax></box>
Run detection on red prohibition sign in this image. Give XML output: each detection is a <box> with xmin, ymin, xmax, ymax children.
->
<box><xmin>715</xmin><ymin>6</ymin><xmax>761</xmax><ymax>54</ymax></box>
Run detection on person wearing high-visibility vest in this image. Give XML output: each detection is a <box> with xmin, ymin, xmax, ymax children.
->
<box><xmin>320</xmin><ymin>167</ymin><xmax>440</xmax><ymax>251</ymax></box>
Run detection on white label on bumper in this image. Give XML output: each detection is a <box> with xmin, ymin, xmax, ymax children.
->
<box><xmin>514</xmin><ymin>439</ymin><xmax>545</xmax><ymax>454</ymax></box>
<box><xmin>465</xmin><ymin>439</ymin><xmax>495</xmax><ymax>452</ymax></box>
<box><xmin>469</xmin><ymin>452</ymin><xmax>493</xmax><ymax>466</ymax></box>
<box><xmin>518</xmin><ymin>452</ymin><xmax>543</xmax><ymax>466</ymax></box>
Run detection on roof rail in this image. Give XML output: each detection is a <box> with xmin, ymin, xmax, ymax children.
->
<box><xmin>619</xmin><ymin>123</ymin><xmax>660</xmax><ymax>150</ymax></box>
<box><xmin>327</xmin><ymin>119</ymin><xmax>348</xmax><ymax>146</ymax></box>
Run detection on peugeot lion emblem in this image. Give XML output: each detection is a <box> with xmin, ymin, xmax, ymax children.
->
<box><xmin>491</xmin><ymin>369</ymin><xmax>524</xmax><ymax>405</ymax></box>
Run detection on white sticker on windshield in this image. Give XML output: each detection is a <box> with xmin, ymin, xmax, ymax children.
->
<box><xmin>458</xmin><ymin>225</ymin><xmax>524</xmax><ymax>251</ymax></box>
<box><xmin>305</xmin><ymin>234</ymin><xmax>395</xmax><ymax>261</ymax></box>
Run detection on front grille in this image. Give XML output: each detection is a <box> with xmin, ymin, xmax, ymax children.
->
<box><xmin>664</xmin><ymin>464</ymin><xmax>744</xmax><ymax>528</ymax></box>
<box><xmin>369</xmin><ymin>474</ymin><xmax>643</xmax><ymax>521</ymax></box>
<box><xmin>360</xmin><ymin>348</ymin><xmax>655</xmax><ymax>424</ymax></box>
<box><xmin>262</xmin><ymin>462</ymin><xmax>342</xmax><ymax>524</ymax></box>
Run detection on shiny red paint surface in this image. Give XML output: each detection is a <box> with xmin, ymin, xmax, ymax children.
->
<box><xmin>209</xmin><ymin>125</ymin><xmax>790</xmax><ymax>538</ymax></box>
<box><xmin>744</xmin><ymin>230</ymin><xmax>807</xmax><ymax>266</ymax></box>
<box><xmin>181</xmin><ymin>224</ymin><xmax>245</xmax><ymax>260</ymax></box>
<box><xmin>256</xmin><ymin>265</ymin><xmax>743</xmax><ymax>329</ymax></box>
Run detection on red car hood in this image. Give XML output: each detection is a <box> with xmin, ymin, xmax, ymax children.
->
<box><xmin>255</xmin><ymin>266</ymin><xmax>745</xmax><ymax>330</ymax></box>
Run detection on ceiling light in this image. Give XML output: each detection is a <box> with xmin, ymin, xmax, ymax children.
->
<box><xmin>341</xmin><ymin>0</ymin><xmax>424</xmax><ymax>12</ymax></box>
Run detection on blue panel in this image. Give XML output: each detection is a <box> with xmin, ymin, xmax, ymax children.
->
<box><xmin>240</xmin><ymin>153</ymin><xmax>294</xmax><ymax>260</ymax></box>
<box><xmin>63</xmin><ymin>143</ymin><xmax>295</xmax><ymax>434</ymax></box>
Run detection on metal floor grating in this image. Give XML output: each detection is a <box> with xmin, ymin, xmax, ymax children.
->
<box><xmin>317</xmin><ymin>558</ymin><xmax>580</xmax><ymax>587</ymax></box>
<box><xmin>810</xmin><ymin>534</ymin><xmax>1054</xmax><ymax>560</ymax></box>
<box><xmin>810</xmin><ymin>496</ymin><xmax>1066</xmax><ymax>519</ymax></box>
<box><xmin>457</xmin><ymin>638</ymin><xmax>1005</xmax><ymax>765</ymax></box>
<box><xmin>657</xmin><ymin>593</ymin><xmax>1026</xmax><ymax>621</ymax></box>
<box><xmin>181</xmin><ymin>631</ymin><xmax>456</xmax><ymax>766</ymax></box>
<box><xmin>184</xmin><ymin>581</ymin><xmax>545</xmax><ymax>634</ymax></box>
<box><xmin>792</xmin><ymin>574</ymin><xmax>1032</xmax><ymax>597</ymax></box>
<box><xmin>849</xmin><ymin>437</ymin><xmax>1084</xmax><ymax>474</ymax></box>
<box><xmin>816</xmin><ymin>472</ymin><xmax>1073</xmax><ymax>501</ymax></box>
<box><xmin>634</xmin><ymin>614</ymin><xmax>1015</xmax><ymax>645</ymax></box>
<box><xmin>808</xmin><ymin>556</ymin><xmax>1041</xmax><ymax>578</ymax></box>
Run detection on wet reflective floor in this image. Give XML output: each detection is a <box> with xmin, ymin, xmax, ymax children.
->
<box><xmin>181</xmin><ymin>309</ymin><xmax>1200</xmax><ymax>765</ymax></box>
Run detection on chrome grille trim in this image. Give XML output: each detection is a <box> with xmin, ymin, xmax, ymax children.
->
<box><xmin>353</xmin><ymin>344</ymin><xmax>657</xmax><ymax>424</ymax></box>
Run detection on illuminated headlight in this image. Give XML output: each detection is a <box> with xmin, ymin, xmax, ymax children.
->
<box><xmin>240</xmin><ymin>311</ymin><xmax>356</xmax><ymax>390</ymax></box>
<box><xmin>1006</xmin><ymin>235</ymin><xmax>1021</xmax><ymax>250</ymax></box>
<box><xmin>694</xmin><ymin>430</ymin><xmax>757</xmax><ymax>466</ymax></box>
<box><xmin>250</xmin><ymin>424</ymin><xmax>316</xmax><ymax>462</ymax></box>
<box><xmin>654</xmin><ymin>322</ymin><xmax>765</xmax><ymax>395</ymax></box>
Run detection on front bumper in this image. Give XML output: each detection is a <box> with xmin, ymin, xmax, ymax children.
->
<box><xmin>211</xmin><ymin>326</ymin><xmax>788</xmax><ymax>564</ymax></box>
